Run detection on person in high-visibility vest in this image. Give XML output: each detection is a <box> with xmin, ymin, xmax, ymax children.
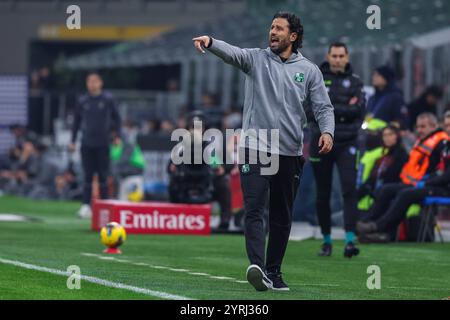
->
<box><xmin>357</xmin><ymin>125</ymin><xmax>408</xmax><ymax>212</ymax></box>
<box><xmin>357</xmin><ymin>113</ymin><xmax>450</xmax><ymax>242</ymax></box>
<box><xmin>110</xmin><ymin>135</ymin><xmax>145</xmax><ymax>202</ymax></box>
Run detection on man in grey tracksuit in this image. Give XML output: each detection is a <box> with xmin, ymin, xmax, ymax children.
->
<box><xmin>193</xmin><ymin>12</ymin><xmax>334</xmax><ymax>291</ymax></box>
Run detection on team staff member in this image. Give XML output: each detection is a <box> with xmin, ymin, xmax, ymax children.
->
<box><xmin>308</xmin><ymin>42</ymin><xmax>365</xmax><ymax>258</ymax></box>
<box><xmin>69</xmin><ymin>72</ymin><xmax>121</xmax><ymax>218</ymax></box>
<box><xmin>193</xmin><ymin>11</ymin><xmax>335</xmax><ymax>291</ymax></box>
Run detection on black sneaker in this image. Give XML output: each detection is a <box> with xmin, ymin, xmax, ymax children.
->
<box><xmin>266</xmin><ymin>272</ymin><xmax>289</xmax><ymax>291</ymax></box>
<box><xmin>318</xmin><ymin>243</ymin><xmax>332</xmax><ymax>257</ymax></box>
<box><xmin>246</xmin><ymin>265</ymin><xmax>272</xmax><ymax>291</ymax></box>
<box><xmin>344</xmin><ymin>242</ymin><xmax>360</xmax><ymax>258</ymax></box>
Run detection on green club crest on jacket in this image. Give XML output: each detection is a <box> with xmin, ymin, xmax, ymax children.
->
<box><xmin>294</xmin><ymin>72</ymin><xmax>304</xmax><ymax>83</ymax></box>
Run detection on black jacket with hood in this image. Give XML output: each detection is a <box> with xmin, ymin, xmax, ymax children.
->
<box><xmin>308</xmin><ymin>62</ymin><xmax>366</xmax><ymax>144</ymax></box>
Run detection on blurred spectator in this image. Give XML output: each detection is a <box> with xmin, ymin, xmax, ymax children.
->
<box><xmin>357</xmin><ymin>113</ymin><xmax>450</xmax><ymax>242</ymax></box>
<box><xmin>29</xmin><ymin>66</ymin><xmax>51</xmax><ymax>96</ymax></box>
<box><xmin>444</xmin><ymin>110</ymin><xmax>450</xmax><ymax>134</ymax></box>
<box><xmin>176</xmin><ymin>115</ymin><xmax>187</xmax><ymax>129</ymax></box>
<box><xmin>53</xmin><ymin>167</ymin><xmax>82</xmax><ymax>200</ymax></box>
<box><xmin>223</xmin><ymin>105</ymin><xmax>243</xmax><ymax>129</ymax></box>
<box><xmin>160</xmin><ymin>119</ymin><xmax>176</xmax><ymax>134</ymax></box>
<box><xmin>140</xmin><ymin>118</ymin><xmax>161</xmax><ymax>135</ymax></box>
<box><xmin>110</xmin><ymin>135</ymin><xmax>145</xmax><ymax>201</ymax></box>
<box><xmin>407</xmin><ymin>85</ymin><xmax>444</xmax><ymax>131</ymax></box>
<box><xmin>357</xmin><ymin>124</ymin><xmax>408</xmax><ymax>206</ymax></box>
<box><xmin>168</xmin><ymin>110</ymin><xmax>232</xmax><ymax>231</ymax></box>
<box><xmin>9</xmin><ymin>124</ymin><xmax>37</xmax><ymax>150</ymax></box>
<box><xmin>122</xmin><ymin>120</ymin><xmax>139</xmax><ymax>144</ymax></box>
<box><xmin>200</xmin><ymin>93</ymin><xmax>223</xmax><ymax>129</ymax></box>
<box><xmin>367</xmin><ymin>65</ymin><xmax>404</xmax><ymax>125</ymax></box>
<box><xmin>0</xmin><ymin>139</ymin><xmax>57</xmax><ymax>199</ymax></box>
<box><xmin>445</xmin><ymin>102</ymin><xmax>450</xmax><ymax>114</ymax></box>
<box><xmin>168</xmin><ymin>111</ymin><xmax>213</xmax><ymax>204</ymax></box>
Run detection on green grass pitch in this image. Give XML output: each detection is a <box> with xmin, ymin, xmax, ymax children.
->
<box><xmin>0</xmin><ymin>195</ymin><xmax>449</xmax><ymax>300</ymax></box>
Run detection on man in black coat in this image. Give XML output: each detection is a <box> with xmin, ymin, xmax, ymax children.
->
<box><xmin>70</xmin><ymin>72</ymin><xmax>121</xmax><ymax>218</ymax></box>
<box><xmin>308</xmin><ymin>42</ymin><xmax>366</xmax><ymax>258</ymax></box>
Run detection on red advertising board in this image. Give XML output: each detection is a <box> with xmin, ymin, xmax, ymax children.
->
<box><xmin>92</xmin><ymin>200</ymin><xmax>211</xmax><ymax>235</ymax></box>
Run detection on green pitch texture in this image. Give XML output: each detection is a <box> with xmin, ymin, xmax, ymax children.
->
<box><xmin>0</xmin><ymin>196</ymin><xmax>449</xmax><ymax>300</ymax></box>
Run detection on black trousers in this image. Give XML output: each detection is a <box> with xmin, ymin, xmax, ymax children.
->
<box><xmin>213</xmin><ymin>175</ymin><xmax>232</xmax><ymax>224</ymax></box>
<box><xmin>310</xmin><ymin>141</ymin><xmax>359</xmax><ymax>234</ymax></box>
<box><xmin>368</xmin><ymin>182</ymin><xmax>449</xmax><ymax>233</ymax></box>
<box><xmin>81</xmin><ymin>145</ymin><xmax>110</xmax><ymax>205</ymax></box>
<box><xmin>239</xmin><ymin>149</ymin><xmax>304</xmax><ymax>273</ymax></box>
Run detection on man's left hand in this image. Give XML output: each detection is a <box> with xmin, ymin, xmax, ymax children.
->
<box><xmin>318</xmin><ymin>133</ymin><xmax>333</xmax><ymax>154</ymax></box>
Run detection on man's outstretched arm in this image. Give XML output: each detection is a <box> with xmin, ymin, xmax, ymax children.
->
<box><xmin>192</xmin><ymin>36</ymin><xmax>254</xmax><ymax>74</ymax></box>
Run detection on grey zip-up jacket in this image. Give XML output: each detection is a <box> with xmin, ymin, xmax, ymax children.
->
<box><xmin>207</xmin><ymin>38</ymin><xmax>335</xmax><ymax>156</ymax></box>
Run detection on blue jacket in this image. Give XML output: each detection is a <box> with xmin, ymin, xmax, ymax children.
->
<box><xmin>367</xmin><ymin>83</ymin><xmax>404</xmax><ymax>124</ymax></box>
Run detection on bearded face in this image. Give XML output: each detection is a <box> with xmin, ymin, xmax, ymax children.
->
<box><xmin>269</xmin><ymin>18</ymin><xmax>296</xmax><ymax>55</ymax></box>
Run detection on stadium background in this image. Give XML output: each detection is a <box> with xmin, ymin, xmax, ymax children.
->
<box><xmin>0</xmin><ymin>0</ymin><xmax>450</xmax><ymax>301</ymax></box>
<box><xmin>0</xmin><ymin>0</ymin><xmax>449</xmax><ymax>222</ymax></box>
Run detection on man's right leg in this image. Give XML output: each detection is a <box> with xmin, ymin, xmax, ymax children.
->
<box><xmin>240</xmin><ymin>163</ymin><xmax>270</xmax><ymax>268</ymax></box>
<box><xmin>80</xmin><ymin>146</ymin><xmax>95</xmax><ymax>218</ymax></box>
<box><xmin>95</xmin><ymin>146</ymin><xmax>110</xmax><ymax>200</ymax></box>
<box><xmin>239</xmin><ymin>150</ymin><xmax>271</xmax><ymax>291</ymax></box>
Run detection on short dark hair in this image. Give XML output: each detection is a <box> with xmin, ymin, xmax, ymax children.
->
<box><xmin>425</xmin><ymin>85</ymin><xmax>443</xmax><ymax>99</ymax></box>
<box><xmin>328</xmin><ymin>42</ymin><xmax>348</xmax><ymax>54</ymax></box>
<box><xmin>86</xmin><ymin>71</ymin><xmax>102</xmax><ymax>80</ymax></box>
<box><xmin>272</xmin><ymin>11</ymin><xmax>304</xmax><ymax>52</ymax></box>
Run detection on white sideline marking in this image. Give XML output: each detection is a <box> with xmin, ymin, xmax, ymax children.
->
<box><xmin>387</xmin><ymin>286</ymin><xmax>449</xmax><ymax>291</ymax></box>
<box><xmin>133</xmin><ymin>262</ymin><xmax>150</xmax><ymax>266</ymax></box>
<box><xmin>82</xmin><ymin>252</ymin><xmax>245</xmax><ymax>285</ymax></box>
<box><xmin>114</xmin><ymin>259</ymin><xmax>131</xmax><ymax>263</ymax></box>
<box><xmin>293</xmin><ymin>283</ymin><xmax>340</xmax><ymax>287</ymax></box>
<box><xmin>0</xmin><ymin>257</ymin><xmax>191</xmax><ymax>300</ymax></box>
<box><xmin>169</xmin><ymin>268</ymin><xmax>190</xmax><ymax>272</ymax></box>
<box><xmin>81</xmin><ymin>253</ymin><xmax>97</xmax><ymax>257</ymax></box>
<box><xmin>98</xmin><ymin>256</ymin><xmax>115</xmax><ymax>260</ymax></box>
<box><xmin>209</xmin><ymin>276</ymin><xmax>234</xmax><ymax>280</ymax></box>
<box><xmin>189</xmin><ymin>272</ymin><xmax>211</xmax><ymax>276</ymax></box>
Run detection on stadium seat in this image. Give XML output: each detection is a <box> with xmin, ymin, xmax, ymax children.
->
<box><xmin>418</xmin><ymin>197</ymin><xmax>447</xmax><ymax>244</ymax></box>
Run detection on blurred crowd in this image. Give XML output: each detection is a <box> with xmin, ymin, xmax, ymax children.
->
<box><xmin>1</xmin><ymin>63</ymin><xmax>449</xmax><ymax>240</ymax></box>
<box><xmin>0</xmin><ymin>124</ymin><xmax>80</xmax><ymax>200</ymax></box>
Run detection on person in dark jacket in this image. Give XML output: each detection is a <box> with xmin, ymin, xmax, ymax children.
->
<box><xmin>407</xmin><ymin>85</ymin><xmax>444</xmax><ymax>131</ymax></box>
<box><xmin>357</xmin><ymin>124</ymin><xmax>408</xmax><ymax>201</ymax></box>
<box><xmin>69</xmin><ymin>72</ymin><xmax>121</xmax><ymax>218</ymax></box>
<box><xmin>367</xmin><ymin>65</ymin><xmax>405</xmax><ymax>125</ymax></box>
<box><xmin>308</xmin><ymin>42</ymin><xmax>366</xmax><ymax>258</ymax></box>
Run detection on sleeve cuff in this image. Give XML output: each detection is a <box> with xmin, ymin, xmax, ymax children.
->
<box><xmin>206</xmin><ymin>37</ymin><xmax>213</xmax><ymax>49</ymax></box>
